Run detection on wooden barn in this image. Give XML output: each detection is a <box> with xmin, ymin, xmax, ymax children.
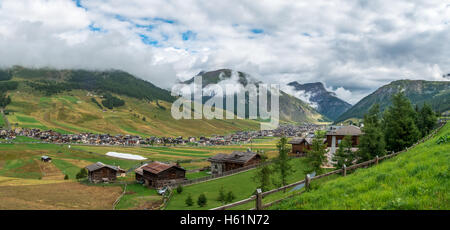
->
<box><xmin>208</xmin><ymin>150</ymin><xmax>261</xmax><ymax>175</ymax></box>
<box><xmin>288</xmin><ymin>137</ymin><xmax>326</xmax><ymax>156</ymax></box>
<box><xmin>135</xmin><ymin>161</ymin><xmax>186</xmax><ymax>188</ymax></box>
<box><xmin>85</xmin><ymin>162</ymin><xmax>126</xmax><ymax>183</ymax></box>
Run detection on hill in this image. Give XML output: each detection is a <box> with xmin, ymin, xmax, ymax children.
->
<box><xmin>0</xmin><ymin>66</ymin><xmax>259</xmax><ymax>136</ymax></box>
<box><xmin>336</xmin><ymin>80</ymin><xmax>450</xmax><ymax>123</ymax></box>
<box><xmin>287</xmin><ymin>81</ymin><xmax>352</xmax><ymax>120</ymax></box>
<box><xmin>183</xmin><ymin>69</ymin><xmax>330</xmax><ymax>124</ymax></box>
<box><xmin>270</xmin><ymin>122</ymin><xmax>449</xmax><ymax>210</ymax></box>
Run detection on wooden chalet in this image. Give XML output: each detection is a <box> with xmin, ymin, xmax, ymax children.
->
<box><xmin>135</xmin><ymin>161</ymin><xmax>186</xmax><ymax>188</ymax></box>
<box><xmin>326</xmin><ymin>125</ymin><xmax>363</xmax><ymax>154</ymax></box>
<box><xmin>85</xmin><ymin>162</ymin><xmax>126</xmax><ymax>183</ymax></box>
<box><xmin>288</xmin><ymin>138</ymin><xmax>313</xmax><ymax>156</ymax></box>
<box><xmin>208</xmin><ymin>150</ymin><xmax>261</xmax><ymax>175</ymax></box>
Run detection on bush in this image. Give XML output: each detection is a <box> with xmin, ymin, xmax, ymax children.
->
<box><xmin>76</xmin><ymin>168</ymin><xmax>87</xmax><ymax>179</ymax></box>
<box><xmin>176</xmin><ymin>185</ymin><xmax>183</xmax><ymax>194</ymax></box>
<box><xmin>197</xmin><ymin>193</ymin><xmax>207</xmax><ymax>207</ymax></box>
<box><xmin>185</xmin><ymin>194</ymin><xmax>193</xmax><ymax>206</ymax></box>
<box><xmin>225</xmin><ymin>191</ymin><xmax>235</xmax><ymax>203</ymax></box>
<box><xmin>64</xmin><ymin>174</ymin><xmax>69</xmax><ymax>180</ymax></box>
<box><xmin>217</xmin><ymin>186</ymin><xmax>225</xmax><ymax>202</ymax></box>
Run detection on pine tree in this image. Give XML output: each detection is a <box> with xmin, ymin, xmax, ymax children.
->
<box><xmin>305</xmin><ymin>137</ymin><xmax>327</xmax><ymax>174</ymax></box>
<box><xmin>252</xmin><ymin>152</ymin><xmax>272</xmax><ymax>192</ymax></box>
<box><xmin>197</xmin><ymin>193</ymin><xmax>207</xmax><ymax>207</ymax></box>
<box><xmin>417</xmin><ymin>103</ymin><xmax>437</xmax><ymax>137</ymax></box>
<box><xmin>383</xmin><ymin>91</ymin><xmax>421</xmax><ymax>152</ymax></box>
<box><xmin>225</xmin><ymin>191</ymin><xmax>235</xmax><ymax>203</ymax></box>
<box><xmin>217</xmin><ymin>186</ymin><xmax>226</xmax><ymax>202</ymax></box>
<box><xmin>357</xmin><ymin>104</ymin><xmax>386</xmax><ymax>162</ymax></box>
<box><xmin>273</xmin><ymin>137</ymin><xmax>293</xmax><ymax>190</ymax></box>
<box><xmin>332</xmin><ymin>136</ymin><xmax>355</xmax><ymax>168</ymax></box>
<box><xmin>185</xmin><ymin>194</ymin><xmax>193</xmax><ymax>206</ymax></box>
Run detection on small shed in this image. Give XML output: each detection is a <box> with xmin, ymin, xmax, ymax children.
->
<box><xmin>41</xmin><ymin>156</ymin><xmax>52</xmax><ymax>162</ymax></box>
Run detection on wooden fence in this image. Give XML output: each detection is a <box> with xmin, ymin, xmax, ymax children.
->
<box><xmin>210</xmin><ymin>121</ymin><xmax>446</xmax><ymax>210</ymax></box>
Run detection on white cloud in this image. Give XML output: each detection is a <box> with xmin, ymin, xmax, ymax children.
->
<box><xmin>0</xmin><ymin>0</ymin><xmax>448</xmax><ymax>103</ymax></box>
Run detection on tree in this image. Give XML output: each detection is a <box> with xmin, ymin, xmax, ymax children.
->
<box><xmin>64</xmin><ymin>174</ymin><xmax>69</xmax><ymax>180</ymax></box>
<box><xmin>332</xmin><ymin>136</ymin><xmax>355</xmax><ymax>168</ymax></box>
<box><xmin>252</xmin><ymin>152</ymin><xmax>272</xmax><ymax>192</ymax></box>
<box><xmin>305</xmin><ymin>137</ymin><xmax>327</xmax><ymax>174</ymax></box>
<box><xmin>0</xmin><ymin>94</ymin><xmax>11</xmax><ymax>108</ymax></box>
<box><xmin>217</xmin><ymin>186</ymin><xmax>226</xmax><ymax>202</ymax></box>
<box><xmin>225</xmin><ymin>191</ymin><xmax>235</xmax><ymax>203</ymax></box>
<box><xmin>357</xmin><ymin>104</ymin><xmax>386</xmax><ymax>162</ymax></box>
<box><xmin>176</xmin><ymin>185</ymin><xmax>183</xmax><ymax>194</ymax></box>
<box><xmin>185</xmin><ymin>194</ymin><xmax>193</xmax><ymax>206</ymax></box>
<box><xmin>383</xmin><ymin>92</ymin><xmax>421</xmax><ymax>152</ymax></box>
<box><xmin>416</xmin><ymin>103</ymin><xmax>437</xmax><ymax>137</ymax></box>
<box><xmin>75</xmin><ymin>168</ymin><xmax>88</xmax><ymax>179</ymax></box>
<box><xmin>197</xmin><ymin>193</ymin><xmax>207</xmax><ymax>207</ymax></box>
<box><xmin>273</xmin><ymin>137</ymin><xmax>293</xmax><ymax>190</ymax></box>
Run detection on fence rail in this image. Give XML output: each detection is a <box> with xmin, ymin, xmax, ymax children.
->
<box><xmin>210</xmin><ymin>121</ymin><xmax>446</xmax><ymax>210</ymax></box>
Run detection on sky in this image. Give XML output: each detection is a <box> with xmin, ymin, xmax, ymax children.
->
<box><xmin>0</xmin><ymin>0</ymin><xmax>449</xmax><ymax>104</ymax></box>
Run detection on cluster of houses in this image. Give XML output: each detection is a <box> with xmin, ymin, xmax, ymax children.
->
<box><xmin>0</xmin><ymin>123</ymin><xmax>325</xmax><ymax>146</ymax></box>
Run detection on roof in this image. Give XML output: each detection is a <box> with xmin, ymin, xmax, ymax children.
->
<box><xmin>289</xmin><ymin>137</ymin><xmax>322</xmax><ymax>145</ymax></box>
<box><xmin>85</xmin><ymin>162</ymin><xmax>123</xmax><ymax>172</ymax></box>
<box><xmin>326</xmin><ymin>125</ymin><xmax>362</xmax><ymax>136</ymax></box>
<box><xmin>142</xmin><ymin>161</ymin><xmax>185</xmax><ymax>175</ymax></box>
<box><xmin>208</xmin><ymin>151</ymin><xmax>260</xmax><ymax>164</ymax></box>
<box><xmin>41</xmin><ymin>156</ymin><xmax>51</xmax><ymax>159</ymax></box>
<box><xmin>134</xmin><ymin>163</ymin><xmax>148</xmax><ymax>176</ymax></box>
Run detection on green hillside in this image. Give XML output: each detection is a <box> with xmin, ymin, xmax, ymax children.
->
<box><xmin>270</xmin><ymin>122</ymin><xmax>449</xmax><ymax>210</ymax></box>
<box><xmin>0</xmin><ymin>66</ymin><xmax>260</xmax><ymax>136</ymax></box>
<box><xmin>336</xmin><ymin>80</ymin><xmax>450</xmax><ymax>123</ymax></box>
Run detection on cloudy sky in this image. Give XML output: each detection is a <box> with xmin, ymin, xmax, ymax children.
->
<box><xmin>0</xmin><ymin>0</ymin><xmax>449</xmax><ymax>104</ymax></box>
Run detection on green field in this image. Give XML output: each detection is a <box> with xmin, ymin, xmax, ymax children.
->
<box><xmin>165</xmin><ymin>157</ymin><xmax>313</xmax><ymax>210</ymax></box>
<box><xmin>270</xmin><ymin>123</ymin><xmax>450</xmax><ymax>210</ymax></box>
<box><xmin>0</xmin><ymin>113</ymin><xmax>5</xmax><ymax>127</ymax></box>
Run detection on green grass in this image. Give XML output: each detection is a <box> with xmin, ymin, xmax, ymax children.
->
<box><xmin>0</xmin><ymin>113</ymin><xmax>5</xmax><ymax>127</ymax></box>
<box><xmin>0</xmin><ymin>136</ymin><xmax>40</xmax><ymax>143</ymax></box>
<box><xmin>115</xmin><ymin>183</ymin><xmax>161</xmax><ymax>210</ymax></box>
<box><xmin>51</xmin><ymin>159</ymin><xmax>81</xmax><ymax>179</ymax></box>
<box><xmin>16</xmin><ymin>115</ymin><xmax>39</xmax><ymax>123</ymax></box>
<box><xmin>165</xmin><ymin>157</ymin><xmax>311</xmax><ymax>210</ymax></box>
<box><xmin>270</xmin><ymin>123</ymin><xmax>450</xmax><ymax>210</ymax></box>
<box><xmin>186</xmin><ymin>171</ymin><xmax>210</xmax><ymax>180</ymax></box>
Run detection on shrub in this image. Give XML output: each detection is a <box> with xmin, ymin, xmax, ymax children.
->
<box><xmin>76</xmin><ymin>168</ymin><xmax>87</xmax><ymax>179</ymax></box>
<box><xmin>185</xmin><ymin>194</ymin><xmax>193</xmax><ymax>206</ymax></box>
<box><xmin>64</xmin><ymin>174</ymin><xmax>69</xmax><ymax>180</ymax></box>
<box><xmin>176</xmin><ymin>185</ymin><xmax>183</xmax><ymax>194</ymax></box>
<box><xmin>217</xmin><ymin>186</ymin><xmax>225</xmax><ymax>202</ymax></box>
<box><xmin>197</xmin><ymin>193</ymin><xmax>207</xmax><ymax>207</ymax></box>
<box><xmin>225</xmin><ymin>191</ymin><xmax>235</xmax><ymax>203</ymax></box>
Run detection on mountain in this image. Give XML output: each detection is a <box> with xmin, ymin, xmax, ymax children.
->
<box><xmin>183</xmin><ymin>69</ymin><xmax>330</xmax><ymax>124</ymax></box>
<box><xmin>287</xmin><ymin>81</ymin><xmax>352</xmax><ymax>121</ymax></box>
<box><xmin>0</xmin><ymin>66</ymin><xmax>260</xmax><ymax>136</ymax></box>
<box><xmin>336</xmin><ymin>80</ymin><xmax>450</xmax><ymax>123</ymax></box>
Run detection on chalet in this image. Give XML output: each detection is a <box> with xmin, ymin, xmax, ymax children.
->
<box><xmin>136</xmin><ymin>161</ymin><xmax>186</xmax><ymax>188</ymax></box>
<box><xmin>86</xmin><ymin>162</ymin><xmax>126</xmax><ymax>183</ymax></box>
<box><xmin>208</xmin><ymin>150</ymin><xmax>261</xmax><ymax>175</ymax></box>
<box><xmin>288</xmin><ymin>138</ymin><xmax>313</xmax><ymax>156</ymax></box>
<box><xmin>326</xmin><ymin>125</ymin><xmax>363</xmax><ymax>154</ymax></box>
<box><xmin>41</xmin><ymin>156</ymin><xmax>52</xmax><ymax>162</ymax></box>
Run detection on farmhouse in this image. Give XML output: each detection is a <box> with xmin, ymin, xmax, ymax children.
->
<box><xmin>208</xmin><ymin>150</ymin><xmax>261</xmax><ymax>175</ymax></box>
<box><xmin>326</xmin><ymin>125</ymin><xmax>363</xmax><ymax>154</ymax></box>
<box><xmin>288</xmin><ymin>138</ymin><xmax>313</xmax><ymax>156</ymax></box>
<box><xmin>86</xmin><ymin>162</ymin><xmax>126</xmax><ymax>183</ymax></box>
<box><xmin>135</xmin><ymin>161</ymin><xmax>186</xmax><ymax>188</ymax></box>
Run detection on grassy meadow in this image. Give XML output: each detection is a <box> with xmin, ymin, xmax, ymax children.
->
<box><xmin>270</xmin><ymin>123</ymin><xmax>450</xmax><ymax>210</ymax></box>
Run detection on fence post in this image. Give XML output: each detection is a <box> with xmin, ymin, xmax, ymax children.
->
<box><xmin>305</xmin><ymin>174</ymin><xmax>311</xmax><ymax>190</ymax></box>
<box><xmin>256</xmin><ymin>188</ymin><xmax>262</xmax><ymax>210</ymax></box>
<box><xmin>342</xmin><ymin>164</ymin><xmax>347</xmax><ymax>176</ymax></box>
<box><xmin>375</xmin><ymin>155</ymin><xmax>379</xmax><ymax>165</ymax></box>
